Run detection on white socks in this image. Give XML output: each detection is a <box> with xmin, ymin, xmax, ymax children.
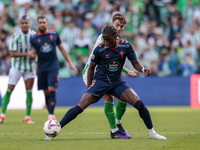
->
<box><xmin>149</xmin><ymin>127</ymin><xmax>156</xmax><ymax>136</ymax></box>
<box><xmin>48</xmin><ymin>114</ymin><xmax>55</xmax><ymax>118</ymax></box>
<box><xmin>116</xmin><ymin>119</ymin><xmax>121</xmax><ymax>124</ymax></box>
<box><xmin>25</xmin><ymin>116</ymin><xmax>30</xmax><ymax>119</ymax></box>
<box><xmin>0</xmin><ymin>113</ymin><xmax>5</xmax><ymax>118</ymax></box>
<box><xmin>111</xmin><ymin>127</ymin><xmax>119</xmax><ymax>133</ymax></box>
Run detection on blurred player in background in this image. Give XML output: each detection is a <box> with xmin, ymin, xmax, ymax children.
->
<box><xmin>83</xmin><ymin>13</ymin><xmax>137</xmax><ymax>139</ymax></box>
<box><xmin>0</xmin><ymin>15</ymin><xmax>36</xmax><ymax>124</ymax></box>
<box><xmin>29</xmin><ymin>16</ymin><xmax>78</xmax><ymax>121</ymax></box>
<box><xmin>45</xmin><ymin>25</ymin><xmax>167</xmax><ymax>140</ymax></box>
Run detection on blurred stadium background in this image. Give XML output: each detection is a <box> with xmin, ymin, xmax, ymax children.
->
<box><xmin>0</xmin><ymin>0</ymin><xmax>200</xmax><ymax>107</ymax></box>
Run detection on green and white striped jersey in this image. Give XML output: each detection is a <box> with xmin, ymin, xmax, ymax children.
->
<box><xmin>60</xmin><ymin>26</ymin><xmax>80</xmax><ymax>49</ymax></box>
<box><xmin>9</xmin><ymin>29</ymin><xmax>36</xmax><ymax>72</ymax></box>
<box><xmin>82</xmin><ymin>34</ymin><xmax>104</xmax><ymax>75</ymax></box>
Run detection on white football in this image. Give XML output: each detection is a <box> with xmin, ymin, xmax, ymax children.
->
<box><xmin>43</xmin><ymin>120</ymin><xmax>61</xmax><ymax>137</ymax></box>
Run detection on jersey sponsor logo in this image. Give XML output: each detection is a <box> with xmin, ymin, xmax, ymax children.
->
<box><xmin>19</xmin><ymin>44</ymin><xmax>31</xmax><ymax>49</ymax></box>
<box><xmin>106</xmin><ymin>61</ymin><xmax>121</xmax><ymax>72</ymax></box>
<box><xmin>40</xmin><ymin>43</ymin><xmax>53</xmax><ymax>53</ymax></box>
<box><xmin>118</xmin><ymin>44</ymin><xmax>129</xmax><ymax>48</ymax></box>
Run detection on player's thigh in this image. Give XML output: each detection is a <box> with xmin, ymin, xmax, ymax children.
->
<box><xmin>102</xmin><ymin>93</ymin><xmax>114</xmax><ymax>103</ymax></box>
<box><xmin>108</xmin><ymin>81</ymin><xmax>130</xmax><ymax>101</ymax></box>
<box><xmin>47</xmin><ymin>69</ymin><xmax>59</xmax><ymax>89</ymax></box>
<box><xmin>24</xmin><ymin>71</ymin><xmax>35</xmax><ymax>90</ymax></box>
<box><xmin>86</xmin><ymin>79</ymin><xmax>110</xmax><ymax>101</ymax></box>
<box><xmin>79</xmin><ymin>93</ymin><xmax>99</xmax><ymax>109</ymax></box>
<box><xmin>7</xmin><ymin>68</ymin><xmax>23</xmax><ymax>90</ymax></box>
<box><xmin>121</xmin><ymin>88</ymin><xmax>140</xmax><ymax>105</ymax></box>
<box><xmin>37</xmin><ymin>71</ymin><xmax>48</xmax><ymax>90</ymax></box>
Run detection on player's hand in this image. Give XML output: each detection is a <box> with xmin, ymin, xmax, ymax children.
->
<box><xmin>28</xmin><ymin>48</ymin><xmax>36</xmax><ymax>59</ymax></box>
<box><xmin>127</xmin><ymin>70</ymin><xmax>137</xmax><ymax>77</ymax></box>
<box><xmin>143</xmin><ymin>68</ymin><xmax>151</xmax><ymax>76</ymax></box>
<box><xmin>69</xmin><ymin>64</ymin><xmax>78</xmax><ymax>74</ymax></box>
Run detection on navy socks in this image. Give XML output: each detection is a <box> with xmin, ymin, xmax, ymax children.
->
<box><xmin>60</xmin><ymin>105</ymin><xmax>84</xmax><ymax>128</ymax></box>
<box><xmin>48</xmin><ymin>91</ymin><xmax>56</xmax><ymax>114</ymax></box>
<box><xmin>134</xmin><ymin>100</ymin><xmax>153</xmax><ymax>129</ymax></box>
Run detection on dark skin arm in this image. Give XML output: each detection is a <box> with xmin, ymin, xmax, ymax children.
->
<box><xmin>87</xmin><ymin>62</ymin><xmax>96</xmax><ymax>88</ymax></box>
<box><xmin>131</xmin><ymin>60</ymin><xmax>151</xmax><ymax>76</ymax></box>
<box><xmin>10</xmin><ymin>50</ymin><xmax>28</xmax><ymax>57</ymax></box>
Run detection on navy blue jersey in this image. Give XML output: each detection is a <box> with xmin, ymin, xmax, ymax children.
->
<box><xmin>91</xmin><ymin>39</ymin><xmax>137</xmax><ymax>81</ymax></box>
<box><xmin>30</xmin><ymin>30</ymin><xmax>61</xmax><ymax>71</ymax></box>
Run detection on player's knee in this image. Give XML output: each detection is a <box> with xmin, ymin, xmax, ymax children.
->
<box><xmin>7</xmin><ymin>84</ymin><xmax>15</xmax><ymax>91</ymax></box>
<box><xmin>133</xmin><ymin>100</ymin><xmax>144</xmax><ymax>110</ymax></box>
<box><xmin>48</xmin><ymin>87</ymin><xmax>57</xmax><ymax>92</ymax></box>
<box><xmin>80</xmin><ymin>93</ymin><xmax>98</xmax><ymax>109</ymax></box>
<box><xmin>103</xmin><ymin>94</ymin><xmax>114</xmax><ymax>103</ymax></box>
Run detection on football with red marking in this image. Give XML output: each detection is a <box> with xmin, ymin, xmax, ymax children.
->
<box><xmin>43</xmin><ymin>120</ymin><xmax>61</xmax><ymax>137</ymax></box>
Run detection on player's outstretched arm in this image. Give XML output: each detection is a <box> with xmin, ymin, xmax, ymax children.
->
<box><xmin>57</xmin><ymin>44</ymin><xmax>78</xmax><ymax>74</ymax></box>
<box><xmin>131</xmin><ymin>60</ymin><xmax>151</xmax><ymax>76</ymax></box>
<box><xmin>122</xmin><ymin>67</ymin><xmax>137</xmax><ymax>77</ymax></box>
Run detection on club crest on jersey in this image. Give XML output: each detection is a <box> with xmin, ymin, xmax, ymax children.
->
<box><xmin>106</xmin><ymin>61</ymin><xmax>121</xmax><ymax>72</ymax></box>
<box><xmin>40</xmin><ymin>43</ymin><xmax>53</xmax><ymax>53</ymax></box>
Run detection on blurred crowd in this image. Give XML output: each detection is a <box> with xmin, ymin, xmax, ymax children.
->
<box><xmin>0</xmin><ymin>0</ymin><xmax>200</xmax><ymax>77</ymax></box>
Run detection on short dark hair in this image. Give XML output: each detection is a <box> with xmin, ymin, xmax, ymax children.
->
<box><xmin>112</xmin><ymin>13</ymin><xmax>128</xmax><ymax>25</ymax></box>
<box><xmin>37</xmin><ymin>16</ymin><xmax>48</xmax><ymax>21</ymax></box>
<box><xmin>20</xmin><ymin>15</ymin><xmax>30</xmax><ymax>21</ymax></box>
<box><xmin>102</xmin><ymin>25</ymin><xmax>120</xmax><ymax>38</ymax></box>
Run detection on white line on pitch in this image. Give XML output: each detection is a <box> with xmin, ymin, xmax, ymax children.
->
<box><xmin>0</xmin><ymin>132</ymin><xmax>199</xmax><ymax>135</ymax></box>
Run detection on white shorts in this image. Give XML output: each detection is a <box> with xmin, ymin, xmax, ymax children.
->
<box><xmin>8</xmin><ymin>68</ymin><xmax>36</xmax><ymax>85</ymax></box>
<box><xmin>83</xmin><ymin>72</ymin><xmax>87</xmax><ymax>86</ymax></box>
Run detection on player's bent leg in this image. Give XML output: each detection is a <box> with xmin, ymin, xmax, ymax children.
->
<box><xmin>103</xmin><ymin>94</ymin><xmax>130</xmax><ymax>138</ymax></box>
<box><xmin>43</xmin><ymin>93</ymin><xmax>94</xmax><ymax>140</ymax></box>
<box><xmin>59</xmin><ymin>93</ymin><xmax>97</xmax><ymax>128</ymax></box>
<box><xmin>115</xmin><ymin>98</ymin><xmax>129</xmax><ymax>135</ymax></box>
<box><xmin>44</xmin><ymin>94</ymin><xmax>95</xmax><ymax>139</ymax></box>
<box><xmin>121</xmin><ymin>88</ymin><xmax>167</xmax><ymax>139</ymax></box>
<box><xmin>103</xmin><ymin>94</ymin><xmax>118</xmax><ymax>131</ymax></box>
<box><xmin>115</xmin><ymin>99</ymin><xmax>127</xmax><ymax>123</ymax></box>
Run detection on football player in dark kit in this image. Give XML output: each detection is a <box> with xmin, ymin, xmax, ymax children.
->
<box><xmin>29</xmin><ymin>16</ymin><xmax>78</xmax><ymax>121</ymax></box>
<box><xmin>44</xmin><ymin>25</ymin><xmax>167</xmax><ymax>140</ymax></box>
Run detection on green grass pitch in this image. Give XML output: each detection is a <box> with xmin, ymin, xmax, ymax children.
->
<box><xmin>0</xmin><ymin>107</ymin><xmax>200</xmax><ymax>150</ymax></box>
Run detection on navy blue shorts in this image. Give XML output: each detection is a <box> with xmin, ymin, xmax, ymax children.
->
<box><xmin>37</xmin><ymin>69</ymin><xmax>59</xmax><ymax>90</ymax></box>
<box><xmin>86</xmin><ymin>79</ymin><xmax>130</xmax><ymax>101</ymax></box>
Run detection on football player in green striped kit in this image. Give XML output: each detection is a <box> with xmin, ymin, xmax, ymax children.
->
<box><xmin>0</xmin><ymin>15</ymin><xmax>36</xmax><ymax>124</ymax></box>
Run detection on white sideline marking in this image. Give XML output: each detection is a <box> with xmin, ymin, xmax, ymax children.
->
<box><xmin>0</xmin><ymin>132</ymin><xmax>199</xmax><ymax>135</ymax></box>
